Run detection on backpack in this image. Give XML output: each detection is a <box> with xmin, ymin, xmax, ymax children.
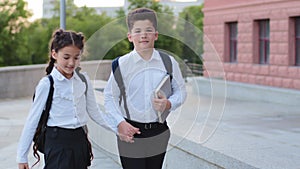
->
<box><xmin>111</xmin><ymin>51</ymin><xmax>172</xmax><ymax>120</ymax></box>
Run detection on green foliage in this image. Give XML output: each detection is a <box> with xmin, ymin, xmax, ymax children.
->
<box><xmin>0</xmin><ymin>0</ymin><xmax>32</xmax><ymax>66</ymax></box>
<box><xmin>127</xmin><ymin>0</ymin><xmax>163</xmax><ymax>12</ymax></box>
<box><xmin>23</xmin><ymin>0</ymin><xmax>115</xmax><ymax>64</ymax></box>
<box><xmin>0</xmin><ymin>0</ymin><xmax>204</xmax><ymax>66</ymax></box>
<box><xmin>115</xmin><ymin>8</ymin><xmax>126</xmax><ymax>18</ymax></box>
<box><xmin>180</xmin><ymin>5</ymin><xmax>204</xmax><ymax>30</ymax></box>
<box><xmin>178</xmin><ymin>5</ymin><xmax>204</xmax><ymax>64</ymax></box>
<box><xmin>84</xmin><ymin>21</ymin><xmax>130</xmax><ymax>60</ymax></box>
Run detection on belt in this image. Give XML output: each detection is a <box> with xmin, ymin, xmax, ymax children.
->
<box><xmin>47</xmin><ymin>126</ymin><xmax>84</xmax><ymax>132</ymax></box>
<box><xmin>125</xmin><ymin>119</ymin><xmax>167</xmax><ymax>130</ymax></box>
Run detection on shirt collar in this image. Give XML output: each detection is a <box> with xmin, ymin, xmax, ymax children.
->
<box><xmin>51</xmin><ymin>67</ymin><xmax>81</xmax><ymax>81</ymax></box>
<box><xmin>131</xmin><ymin>49</ymin><xmax>160</xmax><ymax>63</ymax></box>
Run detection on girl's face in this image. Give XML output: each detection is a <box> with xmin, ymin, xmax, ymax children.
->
<box><xmin>127</xmin><ymin>19</ymin><xmax>158</xmax><ymax>52</ymax></box>
<box><xmin>52</xmin><ymin>45</ymin><xmax>81</xmax><ymax>79</ymax></box>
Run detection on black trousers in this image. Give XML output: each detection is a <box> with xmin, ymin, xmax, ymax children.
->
<box><xmin>43</xmin><ymin>126</ymin><xmax>92</xmax><ymax>169</ymax></box>
<box><xmin>118</xmin><ymin>119</ymin><xmax>170</xmax><ymax>169</ymax></box>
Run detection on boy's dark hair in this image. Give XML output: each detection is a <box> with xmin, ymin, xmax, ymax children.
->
<box><xmin>126</xmin><ymin>8</ymin><xmax>158</xmax><ymax>32</ymax></box>
<box><xmin>45</xmin><ymin>29</ymin><xmax>85</xmax><ymax>75</ymax></box>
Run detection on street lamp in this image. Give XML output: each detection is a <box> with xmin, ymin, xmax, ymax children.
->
<box><xmin>60</xmin><ymin>0</ymin><xmax>66</xmax><ymax>29</ymax></box>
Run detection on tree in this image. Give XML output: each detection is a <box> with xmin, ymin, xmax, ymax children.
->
<box><xmin>24</xmin><ymin>0</ymin><xmax>121</xmax><ymax>63</ymax></box>
<box><xmin>179</xmin><ymin>5</ymin><xmax>204</xmax><ymax>64</ymax></box>
<box><xmin>180</xmin><ymin>5</ymin><xmax>204</xmax><ymax>31</ymax></box>
<box><xmin>0</xmin><ymin>0</ymin><xmax>32</xmax><ymax>66</ymax></box>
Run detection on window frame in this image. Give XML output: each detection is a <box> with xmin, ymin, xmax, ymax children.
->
<box><xmin>229</xmin><ymin>22</ymin><xmax>238</xmax><ymax>63</ymax></box>
<box><xmin>258</xmin><ymin>20</ymin><xmax>270</xmax><ymax>64</ymax></box>
<box><xmin>295</xmin><ymin>17</ymin><xmax>300</xmax><ymax>66</ymax></box>
<box><xmin>225</xmin><ymin>22</ymin><xmax>238</xmax><ymax>63</ymax></box>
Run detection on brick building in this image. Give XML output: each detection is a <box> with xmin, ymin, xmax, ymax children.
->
<box><xmin>202</xmin><ymin>0</ymin><xmax>300</xmax><ymax>90</ymax></box>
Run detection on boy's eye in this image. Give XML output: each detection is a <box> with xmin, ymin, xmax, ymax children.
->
<box><xmin>146</xmin><ymin>29</ymin><xmax>154</xmax><ymax>32</ymax></box>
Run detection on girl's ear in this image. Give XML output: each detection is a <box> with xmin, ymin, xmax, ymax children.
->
<box><xmin>51</xmin><ymin>49</ymin><xmax>57</xmax><ymax>60</ymax></box>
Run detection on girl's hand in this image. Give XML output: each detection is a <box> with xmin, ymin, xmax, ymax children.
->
<box><xmin>18</xmin><ymin>163</ymin><xmax>29</xmax><ymax>169</ymax></box>
<box><xmin>117</xmin><ymin>121</ymin><xmax>141</xmax><ymax>143</ymax></box>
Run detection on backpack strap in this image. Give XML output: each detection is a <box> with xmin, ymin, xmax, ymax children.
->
<box><xmin>33</xmin><ymin>75</ymin><xmax>54</xmax><ymax>156</ymax></box>
<box><xmin>75</xmin><ymin>67</ymin><xmax>88</xmax><ymax>95</ymax></box>
<box><xmin>36</xmin><ymin>75</ymin><xmax>54</xmax><ymax>132</ymax></box>
<box><xmin>42</xmin><ymin>75</ymin><xmax>54</xmax><ymax>124</ymax></box>
<box><xmin>158</xmin><ymin>51</ymin><xmax>173</xmax><ymax>81</ymax></box>
<box><xmin>112</xmin><ymin>57</ymin><xmax>131</xmax><ymax>119</ymax></box>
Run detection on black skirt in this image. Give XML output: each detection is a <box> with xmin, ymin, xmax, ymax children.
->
<box><xmin>43</xmin><ymin>126</ymin><xmax>92</xmax><ymax>169</ymax></box>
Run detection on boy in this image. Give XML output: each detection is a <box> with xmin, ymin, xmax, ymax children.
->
<box><xmin>104</xmin><ymin>8</ymin><xmax>187</xmax><ymax>169</ymax></box>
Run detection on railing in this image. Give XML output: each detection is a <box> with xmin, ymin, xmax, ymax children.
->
<box><xmin>181</xmin><ymin>62</ymin><xmax>203</xmax><ymax>81</ymax></box>
<box><xmin>186</xmin><ymin>62</ymin><xmax>203</xmax><ymax>76</ymax></box>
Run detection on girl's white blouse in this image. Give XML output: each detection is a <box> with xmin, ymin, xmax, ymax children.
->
<box><xmin>17</xmin><ymin>67</ymin><xmax>116</xmax><ymax>163</ymax></box>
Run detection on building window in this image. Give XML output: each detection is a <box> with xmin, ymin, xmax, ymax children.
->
<box><xmin>258</xmin><ymin>20</ymin><xmax>270</xmax><ymax>64</ymax></box>
<box><xmin>296</xmin><ymin>17</ymin><xmax>300</xmax><ymax>66</ymax></box>
<box><xmin>229</xmin><ymin>22</ymin><xmax>238</xmax><ymax>62</ymax></box>
<box><xmin>225</xmin><ymin>22</ymin><xmax>238</xmax><ymax>62</ymax></box>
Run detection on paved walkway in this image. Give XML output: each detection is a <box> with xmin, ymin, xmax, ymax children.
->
<box><xmin>0</xmin><ymin>97</ymin><xmax>121</xmax><ymax>169</ymax></box>
<box><xmin>0</xmin><ymin>80</ymin><xmax>300</xmax><ymax>169</ymax></box>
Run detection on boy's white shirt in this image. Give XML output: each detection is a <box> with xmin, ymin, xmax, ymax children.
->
<box><xmin>104</xmin><ymin>49</ymin><xmax>187</xmax><ymax>126</ymax></box>
<box><xmin>16</xmin><ymin>67</ymin><xmax>116</xmax><ymax>163</ymax></box>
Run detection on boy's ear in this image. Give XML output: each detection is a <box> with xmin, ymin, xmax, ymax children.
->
<box><xmin>154</xmin><ymin>31</ymin><xmax>159</xmax><ymax>40</ymax></box>
<box><xmin>127</xmin><ymin>32</ymin><xmax>133</xmax><ymax>42</ymax></box>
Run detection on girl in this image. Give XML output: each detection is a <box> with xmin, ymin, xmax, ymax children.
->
<box><xmin>17</xmin><ymin>29</ymin><xmax>114</xmax><ymax>169</ymax></box>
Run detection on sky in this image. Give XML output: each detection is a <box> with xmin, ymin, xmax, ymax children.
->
<box><xmin>25</xmin><ymin>0</ymin><xmax>125</xmax><ymax>21</ymax></box>
<box><xmin>25</xmin><ymin>0</ymin><xmax>197</xmax><ymax>21</ymax></box>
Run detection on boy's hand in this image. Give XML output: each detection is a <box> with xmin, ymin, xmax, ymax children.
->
<box><xmin>153</xmin><ymin>92</ymin><xmax>171</xmax><ymax>112</ymax></box>
<box><xmin>117</xmin><ymin>121</ymin><xmax>141</xmax><ymax>143</ymax></box>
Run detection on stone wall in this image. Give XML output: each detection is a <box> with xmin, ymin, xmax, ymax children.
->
<box><xmin>0</xmin><ymin>60</ymin><xmax>112</xmax><ymax>99</ymax></box>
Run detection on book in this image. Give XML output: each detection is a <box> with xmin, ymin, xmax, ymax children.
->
<box><xmin>154</xmin><ymin>74</ymin><xmax>172</xmax><ymax>123</ymax></box>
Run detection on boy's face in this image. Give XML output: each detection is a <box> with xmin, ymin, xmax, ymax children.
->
<box><xmin>127</xmin><ymin>19</ymin><xmax>158</xmax><ymax>52</ymax></box>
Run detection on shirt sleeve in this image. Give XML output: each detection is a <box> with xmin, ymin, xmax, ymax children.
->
<box><xmin>83</xmin><ymin>73</ymin><xmax>119</xmax><ymax>133</ymax></box>
<box><xmin>168</xmin><ymin>57</ymin><xmax>187</xmax><ymax>111</ymax></box>
<box><xmin>16</xmin><ymin>77</ymin><xmax>50</xmax><ymax>163</ymax></box>
<box><xmin>103</xmin><ymin>72</ymin><xmax>125</xmax><ymax>128</ymax></box>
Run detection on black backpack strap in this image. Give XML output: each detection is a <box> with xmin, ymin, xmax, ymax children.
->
<box><xmin>158</xmin><ymin>51</ymin><xmax>173</xmax><ymax>81</ymax></box>
<box><xmin>43</xmin><ymin>75</ymin><xmax>54</xmax><ymax>121</ymax></box>
<box><xmin>112</xmin><ymin>57</ymin><xmax>131</xmax><ymax>119</ymax></box>
<box><xmin>39</xmin><ymin>75</ymin><xmax>54</xmax><ymax>129</ymax></box>
<box><xmin>75</xmin><ymin>67</ymin><xmax>88</xmax><ymax>95</ymax></box>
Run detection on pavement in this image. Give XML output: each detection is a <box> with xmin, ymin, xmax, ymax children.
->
<box><xmin>1</xmin><ymin>79</ymin><xmax>300</xmax><ymax>169</ymax></box>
